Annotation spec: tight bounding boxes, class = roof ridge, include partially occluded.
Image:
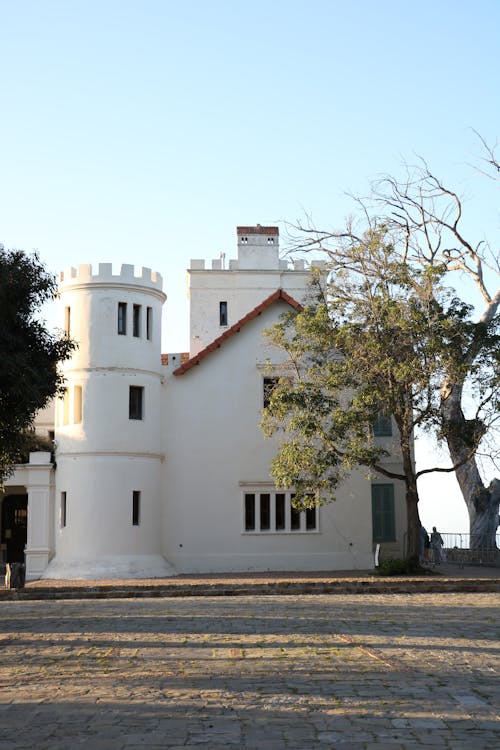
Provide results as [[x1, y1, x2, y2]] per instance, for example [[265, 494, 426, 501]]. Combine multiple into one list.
[[173, 289, 302, 376]]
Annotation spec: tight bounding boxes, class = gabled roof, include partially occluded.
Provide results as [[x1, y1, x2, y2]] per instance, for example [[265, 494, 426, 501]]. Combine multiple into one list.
[[173, 288, 302, 376]]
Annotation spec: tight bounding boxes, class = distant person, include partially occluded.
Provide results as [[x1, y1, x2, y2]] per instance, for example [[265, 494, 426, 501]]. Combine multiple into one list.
[[420, 525, 430, 563], [430, 526, 446, 565]]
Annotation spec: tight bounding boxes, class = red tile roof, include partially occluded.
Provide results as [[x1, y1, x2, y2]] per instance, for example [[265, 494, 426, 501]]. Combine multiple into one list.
[[173, 288, 302, 376]]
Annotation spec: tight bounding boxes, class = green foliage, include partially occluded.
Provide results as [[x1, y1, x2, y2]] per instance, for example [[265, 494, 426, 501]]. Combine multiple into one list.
[[261, 229, 475, 510], [0, 248, 75, 486]]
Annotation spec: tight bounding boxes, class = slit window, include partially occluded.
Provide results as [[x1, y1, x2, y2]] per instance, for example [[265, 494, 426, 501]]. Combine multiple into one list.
[[244, 493, 255, 531], [260, 493, 270, 531], [132, 491, 140, 526], [146, 307, 153, 340], [133, 305, 141, 337], [64, 306, 71, 335], [306, 507, 316, 530], [73, 385, 82, 424], [118, 302, 127, 335], [275, 493, 285, 530], [62, 388, 70, 426], [290, 505, 301, 531], [60, 492, 67, 528], [219, 301, 228, 326], [129, 386, 144, 420]]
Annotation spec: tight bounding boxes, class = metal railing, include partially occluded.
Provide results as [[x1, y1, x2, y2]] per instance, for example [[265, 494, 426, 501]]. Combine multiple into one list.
[[438, 532, 500, 566], [440, 532, 500, 550]]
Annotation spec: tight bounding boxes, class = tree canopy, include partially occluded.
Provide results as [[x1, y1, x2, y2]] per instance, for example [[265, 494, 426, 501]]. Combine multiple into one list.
[[263, 136, 500, 554], [0, 247, 75, 486]]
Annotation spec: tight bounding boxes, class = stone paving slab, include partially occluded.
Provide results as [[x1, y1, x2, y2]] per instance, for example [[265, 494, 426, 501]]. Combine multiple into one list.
[[0, 592, 498, 748]]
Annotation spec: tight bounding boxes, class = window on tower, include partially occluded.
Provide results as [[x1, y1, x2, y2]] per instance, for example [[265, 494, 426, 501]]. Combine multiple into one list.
[[132, 491, 141, 526], [146, 307, 153, 340], [129, 386, 144, 420], [219, 301, 228, 327], [133, 304, 141, 337], [118, 302, 127, 335]]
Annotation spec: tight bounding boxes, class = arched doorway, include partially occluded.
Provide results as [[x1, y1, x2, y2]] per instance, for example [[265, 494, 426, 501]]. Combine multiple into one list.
[[1, 495, 28, 563]]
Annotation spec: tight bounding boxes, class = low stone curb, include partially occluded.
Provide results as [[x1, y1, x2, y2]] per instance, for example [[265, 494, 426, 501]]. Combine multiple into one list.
[[1, 576, 499, 600]]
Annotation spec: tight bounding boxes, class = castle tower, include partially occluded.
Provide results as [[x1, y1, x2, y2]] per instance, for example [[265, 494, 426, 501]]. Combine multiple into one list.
[[43, 263, 174, 579], [188, 225, 317, 356]]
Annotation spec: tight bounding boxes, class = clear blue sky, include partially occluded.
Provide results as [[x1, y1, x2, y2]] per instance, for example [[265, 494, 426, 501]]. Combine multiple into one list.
[[1, 0, 499, 534]]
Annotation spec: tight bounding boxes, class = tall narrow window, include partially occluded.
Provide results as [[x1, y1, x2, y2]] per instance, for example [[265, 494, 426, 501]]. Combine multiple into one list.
[[73, 385, 82, 424], [60, 492, 67, 528], [263, 377, 279, 408], [146, 307, 153, 340], [244, 493, 255, 531], [290, 494, 301, 531], [372, 484, 396, 542], [219, 301, 228, 326], [133, 304, 141, 337], [62, 388, 70, 426], [118, 302, 127, 335], [275, 493, 285, 530], [132, 491, 140, 526], [260, 493, 270, 531], [64, 306, 71, 335], [129, 386, 144, 420], [306, 507, 317, 531]]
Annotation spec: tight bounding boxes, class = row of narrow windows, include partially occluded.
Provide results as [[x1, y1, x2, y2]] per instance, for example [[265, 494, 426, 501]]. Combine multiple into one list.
[[118, 302, 153, 339], [244, 492, 317, 533], [64, 304, 153, 340]]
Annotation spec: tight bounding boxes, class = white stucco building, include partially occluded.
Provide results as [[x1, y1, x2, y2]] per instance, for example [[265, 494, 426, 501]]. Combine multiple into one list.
[[1, 226, 407, 580]]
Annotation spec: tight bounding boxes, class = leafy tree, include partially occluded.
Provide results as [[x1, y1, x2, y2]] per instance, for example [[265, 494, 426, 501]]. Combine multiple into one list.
[[0, 247, 75, 486], [270, 136, 500, 551], [262, 233, 485, 561]]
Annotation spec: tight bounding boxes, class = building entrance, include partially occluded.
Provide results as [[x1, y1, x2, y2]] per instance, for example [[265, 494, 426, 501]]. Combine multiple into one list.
[[1, 494, 28, 563]]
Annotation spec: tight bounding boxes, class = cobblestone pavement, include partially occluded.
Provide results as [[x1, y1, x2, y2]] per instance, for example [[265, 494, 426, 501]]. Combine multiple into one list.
[[0, 593, 498, 749]]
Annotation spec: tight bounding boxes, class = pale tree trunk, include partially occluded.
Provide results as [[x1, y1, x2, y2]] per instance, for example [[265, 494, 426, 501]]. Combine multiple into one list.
[[441, 382, 500, 550]]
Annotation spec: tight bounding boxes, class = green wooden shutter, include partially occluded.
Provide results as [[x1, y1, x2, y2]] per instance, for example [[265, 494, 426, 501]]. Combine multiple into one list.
[[371, 484, 396, 542]]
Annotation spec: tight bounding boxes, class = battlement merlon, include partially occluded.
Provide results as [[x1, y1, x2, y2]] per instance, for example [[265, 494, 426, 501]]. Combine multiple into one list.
[[59, 263, 165, 295]]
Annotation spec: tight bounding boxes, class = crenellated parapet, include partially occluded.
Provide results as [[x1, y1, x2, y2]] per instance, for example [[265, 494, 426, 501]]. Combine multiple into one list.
[[189, 257, 326, 271], [59, 263, 164, 292]]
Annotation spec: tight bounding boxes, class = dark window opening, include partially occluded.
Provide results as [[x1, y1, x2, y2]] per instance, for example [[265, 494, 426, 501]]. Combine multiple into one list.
[[245, 493, 255, 531], [275, 493, 285, 530], [133, 304, 141, 337], [61, 492, 67, 528], [118, 302, 127, 335], [146, 307, 152, 340], [263, 377, 279, 408], [64, 306, 71, 335], [260, 493, 270, 531], [132, 491, 140, 526], [306, 507, 316, 530], [129, 386, 144, 420], [290, 495, 301, 531], [219, 301, 228, 326]]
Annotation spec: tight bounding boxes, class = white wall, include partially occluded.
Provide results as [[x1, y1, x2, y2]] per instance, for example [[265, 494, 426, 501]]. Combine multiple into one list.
[[163, 300, 379, 572]]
